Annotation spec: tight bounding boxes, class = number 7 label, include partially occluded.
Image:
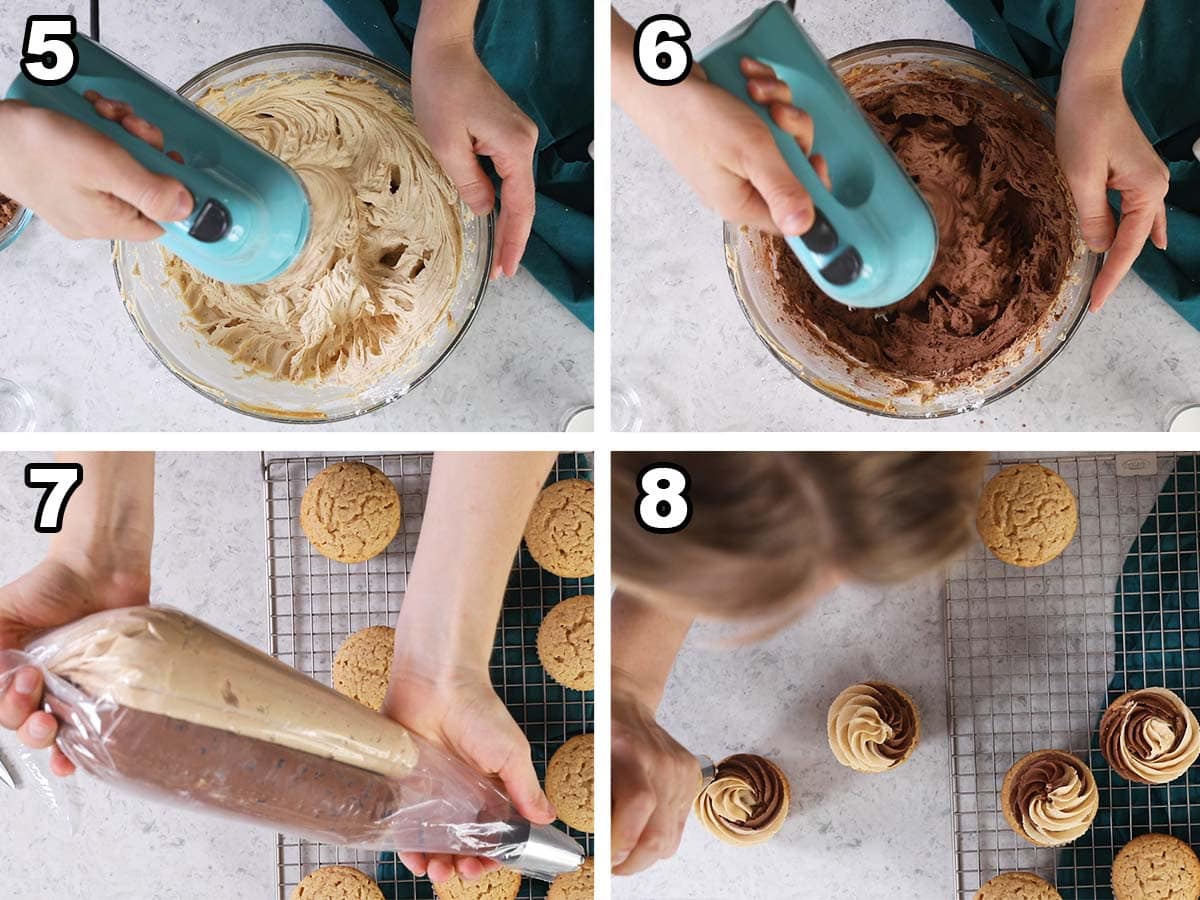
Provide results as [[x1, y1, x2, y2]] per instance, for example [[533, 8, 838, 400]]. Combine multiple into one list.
[[25, 462, 83, 534]]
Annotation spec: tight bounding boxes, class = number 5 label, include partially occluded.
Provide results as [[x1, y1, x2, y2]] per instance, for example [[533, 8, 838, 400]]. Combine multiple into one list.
[[636, 464, 692, 534], [21, 15, 80, 86], [25, 463, 83, 534], [634, 14, 693, 86]]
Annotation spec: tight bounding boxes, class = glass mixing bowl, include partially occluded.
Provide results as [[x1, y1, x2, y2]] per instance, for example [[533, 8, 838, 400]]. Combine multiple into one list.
[[724, 40, 1100, 418], [0, 206, 32, 252], [114, 45, 493, 424]]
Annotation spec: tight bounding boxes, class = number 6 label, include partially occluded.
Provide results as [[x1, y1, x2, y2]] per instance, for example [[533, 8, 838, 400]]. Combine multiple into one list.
[[25, 463, 83, 534], [634, 14, 693, 86], [21, 15, 80, 86], [636, 464, 692, 534]]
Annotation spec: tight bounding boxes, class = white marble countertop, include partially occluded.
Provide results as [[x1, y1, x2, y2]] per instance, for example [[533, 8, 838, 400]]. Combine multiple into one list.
[[0, 451, 275, 899], [612, 0, 1200, 432], [0, 0, 592, 432], [613, 571, 955, 900]]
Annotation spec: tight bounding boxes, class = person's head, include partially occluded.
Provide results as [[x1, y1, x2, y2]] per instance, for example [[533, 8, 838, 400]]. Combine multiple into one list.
[[613, 451, 986, 622]]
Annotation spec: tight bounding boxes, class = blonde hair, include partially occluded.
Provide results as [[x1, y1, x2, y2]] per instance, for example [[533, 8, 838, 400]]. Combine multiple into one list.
[[613, 452, 986, 620]]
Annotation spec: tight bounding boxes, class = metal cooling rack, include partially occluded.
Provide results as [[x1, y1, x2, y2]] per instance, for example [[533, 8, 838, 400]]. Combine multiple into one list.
[[945, 452, 1185, 899], [263, 452, 595, 900]]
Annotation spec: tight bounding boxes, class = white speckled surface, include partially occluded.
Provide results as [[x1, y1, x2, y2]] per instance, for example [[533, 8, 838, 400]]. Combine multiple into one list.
[[612, 572, 953, 900], [0, 1, 592, 432], [0, 452, 272, 899], [612, 0, 1200, 432]]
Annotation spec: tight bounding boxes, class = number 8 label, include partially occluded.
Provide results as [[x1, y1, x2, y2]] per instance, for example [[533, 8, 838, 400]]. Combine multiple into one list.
[[636, 464, 692, 534]]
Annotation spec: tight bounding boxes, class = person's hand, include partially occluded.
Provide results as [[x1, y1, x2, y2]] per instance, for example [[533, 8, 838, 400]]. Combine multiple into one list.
[[1056, 71, 1169, 311], [411, 35, 538, 280], [611, 671, 702, 876], [620, 56, 829, 236], [0, 553, 151, 777], [0, 92, 192, 241], [383, 661, 556, 883]]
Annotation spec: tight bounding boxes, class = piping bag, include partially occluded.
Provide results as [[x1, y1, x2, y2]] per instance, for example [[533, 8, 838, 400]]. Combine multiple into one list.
[[699, 2, 937, 308], [6, 35, 311, 285], [0, 607, 583, 881]]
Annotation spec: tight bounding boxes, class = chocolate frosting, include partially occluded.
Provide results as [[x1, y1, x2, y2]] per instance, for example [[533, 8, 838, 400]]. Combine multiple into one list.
[[768, 63, 1076, 385], [48, 697, 404, 844], [693, 753, 789, 845], [713, 755, 786, 828], [1005, 750, 1097, 846], [1100, 687, 1200, 784], [45, 695, 518, 854], [0, 194, 19, 231]]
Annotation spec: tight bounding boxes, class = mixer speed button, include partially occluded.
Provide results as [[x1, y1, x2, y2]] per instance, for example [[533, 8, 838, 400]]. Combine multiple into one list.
[[188, 199, 232, 243], [800, 208, 838, 254], [820, 247, 862, 286]]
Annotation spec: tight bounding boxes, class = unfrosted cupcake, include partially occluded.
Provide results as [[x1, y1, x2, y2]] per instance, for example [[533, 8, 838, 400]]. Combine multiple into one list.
[[693, 754, 790, 845], [1112, 833, 1200, 900], [975, 872, 1061, 900], [1100, 687, 1200, 785], [1001, 750, 1098, 847], [827, 681, 921, 773]]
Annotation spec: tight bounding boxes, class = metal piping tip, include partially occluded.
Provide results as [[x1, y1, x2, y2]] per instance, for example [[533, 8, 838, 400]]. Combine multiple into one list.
[[498, 823, 585, 881], [695, 753, 717, 790]]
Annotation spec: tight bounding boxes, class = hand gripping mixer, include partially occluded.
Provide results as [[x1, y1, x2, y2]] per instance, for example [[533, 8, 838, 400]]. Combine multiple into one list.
[[7, 35, 310, 285], [700, 2, 937, 308]]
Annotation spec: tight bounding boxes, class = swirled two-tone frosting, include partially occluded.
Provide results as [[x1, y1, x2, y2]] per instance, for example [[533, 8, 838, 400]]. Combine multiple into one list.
[[827, 681, 920, 773], [1100, 687, 1200, 785], [1003, 750, 1098, 846], [693, 754, 789, 845]]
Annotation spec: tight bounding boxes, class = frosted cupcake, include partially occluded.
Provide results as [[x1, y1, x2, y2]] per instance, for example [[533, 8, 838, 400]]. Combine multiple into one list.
[[1001, 750, 1098, 846], [693, 754, 790, 845], [1100, 687, 1200, 785], [827, 681, 921, 773]]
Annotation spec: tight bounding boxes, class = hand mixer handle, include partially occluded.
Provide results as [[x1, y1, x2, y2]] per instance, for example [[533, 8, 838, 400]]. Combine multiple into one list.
[[699, 1, 937, 308], [16, 83, 236, 244], [5, 35, 310, 285]]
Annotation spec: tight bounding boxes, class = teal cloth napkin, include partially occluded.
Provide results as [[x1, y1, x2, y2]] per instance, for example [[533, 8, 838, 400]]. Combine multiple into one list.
[[945, 0, 1200, 319], [1055, 456, 1200, 897], [322, 0, 594, 329]]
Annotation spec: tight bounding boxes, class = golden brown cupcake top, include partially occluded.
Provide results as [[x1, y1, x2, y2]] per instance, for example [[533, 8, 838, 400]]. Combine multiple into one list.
[[976, 464, 1077, 568], [1005, 750, 1098, 847], [693, 754, 789, 845], [827, 681, 919, 773], [974, 871, 1061, 899], [300, 461, 402, 564], [432, 868, 522, 900], [292, 865, 385, 900], [332, 625, 395, 711], [1100, 687, 1200, 785], [1112, 833, 1200, 900]]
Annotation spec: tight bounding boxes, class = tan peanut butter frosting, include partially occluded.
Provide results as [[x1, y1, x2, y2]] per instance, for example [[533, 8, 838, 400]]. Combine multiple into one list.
[[41, 607, 418, 778], [1100, 687, 1200, 785], [1003, 750, 1098, 847], [693, 754, 789, 845], [827, 681, 920, 773], [166, 72, 464, 389]]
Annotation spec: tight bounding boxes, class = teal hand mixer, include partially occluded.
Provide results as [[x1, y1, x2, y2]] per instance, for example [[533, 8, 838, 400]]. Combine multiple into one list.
[[6, 35, 310, 285], [700, 2, 937, 308]]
